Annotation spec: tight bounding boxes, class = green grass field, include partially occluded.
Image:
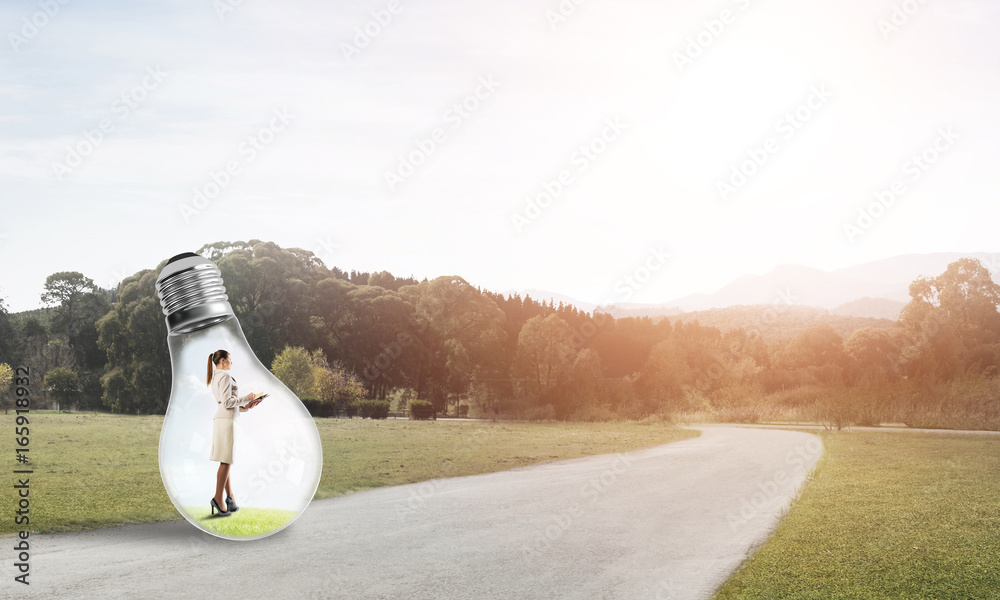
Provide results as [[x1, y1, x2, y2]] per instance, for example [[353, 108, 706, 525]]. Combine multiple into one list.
[[1, 411, 696, 536], [714, 430, 1000, 599], [182, 506, 298, 538]]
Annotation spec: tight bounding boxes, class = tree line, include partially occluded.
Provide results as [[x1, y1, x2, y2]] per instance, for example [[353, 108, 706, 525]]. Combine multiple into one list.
[[1, 241, 998, 429]]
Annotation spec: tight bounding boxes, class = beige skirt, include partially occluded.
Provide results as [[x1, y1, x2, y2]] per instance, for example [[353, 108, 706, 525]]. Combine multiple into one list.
[[209, 418, 234, 464]]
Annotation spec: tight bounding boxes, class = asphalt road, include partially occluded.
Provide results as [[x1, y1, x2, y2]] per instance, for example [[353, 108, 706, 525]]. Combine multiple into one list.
[[3, 426, 822, 600]]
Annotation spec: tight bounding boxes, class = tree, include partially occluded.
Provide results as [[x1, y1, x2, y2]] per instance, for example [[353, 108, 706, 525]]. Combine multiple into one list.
[[19, 317, 47, 342], [313, 353, 366, 412], [46, 367, 79, 411], [400, 276, 506, 413], [0, 363, 12, 413], [900, 258, 1000, 378], [636, 339, 692, 413], [96, 270, 170, 414], [342, 285, 416, 400], [41, 272, 97, 332], [271, 346, 315, 398], [725, 329, 769, 369], [590, 315, 670, 378], [310, 276, 355, 361], [15, 315, 76, 407], [774, 323, 847, 370], [513, 314, 576, 404], [212, 241, 323, 368], [38, 273, 112, 403], [442, 338, 472, 415], [911, 258, 1000, 340], [368, 270, 397, 290], [562, 348, 603, 418], [845, 327, 908, 382], [61, 292, 111, 369], [0, 295, 17, 366]]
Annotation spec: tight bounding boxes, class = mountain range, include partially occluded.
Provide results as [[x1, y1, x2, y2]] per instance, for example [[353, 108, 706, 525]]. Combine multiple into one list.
[[512, 252, 1000, 323]]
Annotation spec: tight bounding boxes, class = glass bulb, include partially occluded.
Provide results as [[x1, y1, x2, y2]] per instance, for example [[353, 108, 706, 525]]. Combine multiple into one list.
[[154, 252, 323, 540]]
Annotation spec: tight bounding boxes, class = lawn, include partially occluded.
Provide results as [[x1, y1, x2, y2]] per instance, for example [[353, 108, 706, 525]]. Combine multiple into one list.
[[1, 411, 697, 536], [713, 430, 1000, 599], [182, 506, 298, 538]]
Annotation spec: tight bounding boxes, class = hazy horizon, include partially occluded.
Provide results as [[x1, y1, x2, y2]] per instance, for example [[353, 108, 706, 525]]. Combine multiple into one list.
[[4, 246, 998, 315], [1, 0, 998, 313]]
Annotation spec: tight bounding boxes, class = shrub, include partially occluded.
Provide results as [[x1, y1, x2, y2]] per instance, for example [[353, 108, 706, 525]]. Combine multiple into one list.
[[271, 347, 315, 398], [568, 404, 616, 422], [352, 400, 390, 419], [301, 398, 335, 418], [849, 382, 897, 426], [765, 385, 828, 409], [523, 403, 556, 421], [708, 382, 764, 409], [898, 374, 1000, 430], [409, 400, 435, 420], [715, 404, 767, 424], [458, 404, 469, 418], [811, 388, 858, 431], [46, 367, 79, 410], [616, 398, 658, 421], [759, 369, 814, 394], [638, 410, 675, 425]]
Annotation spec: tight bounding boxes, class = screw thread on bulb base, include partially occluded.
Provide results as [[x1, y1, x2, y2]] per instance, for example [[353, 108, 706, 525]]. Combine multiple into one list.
[[155, 253, 235, 334]]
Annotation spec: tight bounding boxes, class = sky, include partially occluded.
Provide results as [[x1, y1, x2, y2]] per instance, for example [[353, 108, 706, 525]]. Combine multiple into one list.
[[0, 0, 997, 313]]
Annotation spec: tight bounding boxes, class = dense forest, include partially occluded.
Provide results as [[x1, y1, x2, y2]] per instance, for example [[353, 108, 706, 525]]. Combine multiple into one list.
[[1, 240, 998, 430]]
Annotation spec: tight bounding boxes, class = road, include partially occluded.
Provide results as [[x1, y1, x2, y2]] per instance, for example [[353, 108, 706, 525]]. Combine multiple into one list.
[[3, 426, 822, 599], [698, 422, 1000, 436]]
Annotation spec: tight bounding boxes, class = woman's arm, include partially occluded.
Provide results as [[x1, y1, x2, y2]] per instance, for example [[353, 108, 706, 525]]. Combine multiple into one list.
[[218, 373, 252, 409]]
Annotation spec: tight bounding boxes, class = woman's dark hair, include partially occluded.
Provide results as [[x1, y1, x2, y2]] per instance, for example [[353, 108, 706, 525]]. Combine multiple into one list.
[[207, 349, 230, 386]]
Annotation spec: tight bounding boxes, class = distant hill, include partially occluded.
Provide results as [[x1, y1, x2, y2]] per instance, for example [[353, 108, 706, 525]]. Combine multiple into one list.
[[666, 264, 859, 311], [663, 304, 895, 342], [457, 253, 999, 332], [831, 297, 907, 321], [593, 304, 685, 319], [9, 306, 56, 327], [662, 252, 1000, 312]]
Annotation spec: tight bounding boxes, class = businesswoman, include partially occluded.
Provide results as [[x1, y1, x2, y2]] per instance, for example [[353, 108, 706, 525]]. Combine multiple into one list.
[[207, 349, 260, 516]]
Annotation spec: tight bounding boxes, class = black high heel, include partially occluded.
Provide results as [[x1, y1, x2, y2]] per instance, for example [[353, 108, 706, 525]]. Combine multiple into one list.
[[225, 496, 239, 513], [210, 497, 231, 516]]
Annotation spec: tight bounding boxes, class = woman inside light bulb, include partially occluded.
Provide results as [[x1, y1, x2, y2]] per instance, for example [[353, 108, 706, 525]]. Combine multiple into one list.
[[207, 349, 262, 517]]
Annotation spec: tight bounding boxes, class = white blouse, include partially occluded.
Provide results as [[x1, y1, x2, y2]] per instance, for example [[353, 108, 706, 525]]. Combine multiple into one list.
[[210, 370, 252, 421]]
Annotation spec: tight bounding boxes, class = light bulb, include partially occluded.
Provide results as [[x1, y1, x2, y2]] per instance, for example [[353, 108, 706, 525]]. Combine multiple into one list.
[[154, 252, 323, 540]]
